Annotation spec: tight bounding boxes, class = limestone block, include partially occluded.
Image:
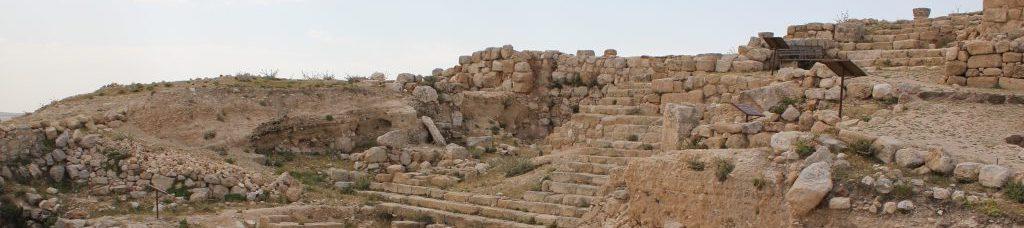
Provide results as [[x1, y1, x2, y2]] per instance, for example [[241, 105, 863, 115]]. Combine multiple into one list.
[[662, 103, 702, 150], [968, 54, 1002, 68], [966, 40, 995, 55]]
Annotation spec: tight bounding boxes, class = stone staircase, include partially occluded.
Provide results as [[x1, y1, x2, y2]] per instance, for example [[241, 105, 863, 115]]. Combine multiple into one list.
[[362, 81, 665, 227], [524, 80, 663, 214], [360, 182, 580, 227]]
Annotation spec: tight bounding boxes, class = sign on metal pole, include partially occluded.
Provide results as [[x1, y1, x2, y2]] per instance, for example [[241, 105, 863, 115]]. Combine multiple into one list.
[[730, 103, 765, 122], [820, 60, 867, 118]]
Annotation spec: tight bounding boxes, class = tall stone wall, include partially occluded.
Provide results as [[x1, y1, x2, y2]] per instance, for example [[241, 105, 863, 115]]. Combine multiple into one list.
[[941, 0, 1024, 90], [981, 0, 1024, 36], [786, 9, 983, 68]]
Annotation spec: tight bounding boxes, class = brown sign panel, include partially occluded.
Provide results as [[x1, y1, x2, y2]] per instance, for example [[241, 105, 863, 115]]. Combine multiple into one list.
[[731, 103, 765, 117], [762, 37, 790, 50], [822, 60, 868, 77]]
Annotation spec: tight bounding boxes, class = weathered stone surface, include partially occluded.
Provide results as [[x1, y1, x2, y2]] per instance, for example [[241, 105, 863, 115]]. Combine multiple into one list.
[[966, 40, 995, 55], [968, 54, 1002, 69], [412, 86, 439, 103], [894, 148, 924, 168], [954, 162, 982, 182], [771, 131, 813, 152], [925, 147, 956, 174], [786, 162, 832, 216], [420, 116, 445, 145], [829, 197, 851, 210], [979, 164, 1009, 188], [364, 147, 389, 163], [444, 144, 471, 160], [377, 130, 411, 149], [739, 81, 802, 112], [872, 83, 893, 100], [871, 136, 902, 164], [151, 174, 175, 191], [662, 103, 702, 150]]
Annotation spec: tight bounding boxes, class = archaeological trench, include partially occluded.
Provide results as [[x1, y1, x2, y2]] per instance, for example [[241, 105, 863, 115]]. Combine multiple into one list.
[[4, 2, 1024, 227]]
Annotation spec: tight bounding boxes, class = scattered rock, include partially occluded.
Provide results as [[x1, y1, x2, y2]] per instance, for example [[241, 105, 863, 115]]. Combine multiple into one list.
[[444, 144, 471, 160], [829, 197, 851, 209], [954, 162, 982, 182], [979, 164, 1009, 188], [785, 162, 833, 216], [377, 130, 411, 149], [897, 200, 915, 211], [363, 147, 389, 163], [871, 136, 902, 164], [894, 148, 924, 168]]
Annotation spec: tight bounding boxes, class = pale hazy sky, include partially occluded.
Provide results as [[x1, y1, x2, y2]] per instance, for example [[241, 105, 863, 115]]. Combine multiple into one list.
[[0, 0, 981, 113]]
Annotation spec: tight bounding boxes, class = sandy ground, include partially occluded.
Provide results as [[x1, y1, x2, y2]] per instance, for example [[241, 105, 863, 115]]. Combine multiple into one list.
[[858, 99, 1024, 170]]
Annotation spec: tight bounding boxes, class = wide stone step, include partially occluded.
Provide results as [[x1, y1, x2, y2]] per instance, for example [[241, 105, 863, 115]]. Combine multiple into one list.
[[614, 82, 652, 89], [362, 191, 580, 228], [570, 113, 663, 126], [559, 155, 632, 166], [523, 191, 598, 208], [604, 88, 653, 97], [554, 161, 619, 175], [543, 180, 600, 197], [368, 182, 587, 218], [579, 105, 643, 115], [574, 147, 658, 157], [374, 203, 546, 228], [585, 139, 659, 150], [597, 97, 636, 106], [549, 172, 610, 187]]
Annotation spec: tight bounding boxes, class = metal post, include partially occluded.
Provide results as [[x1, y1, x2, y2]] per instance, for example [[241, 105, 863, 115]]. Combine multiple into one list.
[[838, 76, 846, 119]]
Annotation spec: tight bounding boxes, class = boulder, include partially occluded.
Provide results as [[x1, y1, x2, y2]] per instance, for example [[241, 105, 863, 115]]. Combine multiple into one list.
[[444, 144, 471, 160], [954, 162, 982, 182], [872, 83, 893, 100], [151, 174, 175, 191], [771, 131, 814, 152], [804, 146, 835, 165], [738, 81, 802, 112], [781, 106, 800, 121], [363, 147, 389, 163], [412, 86, 439, 103], [48, 165, 65, 182], [925, 147, 956, 174], [785, 162, 833, 216], [894, 148, 924, 168], [829, 197, 851, 210], [377, 130, 411, 149], [979, 164, 1009, 188], [871, 136, 902, 164]]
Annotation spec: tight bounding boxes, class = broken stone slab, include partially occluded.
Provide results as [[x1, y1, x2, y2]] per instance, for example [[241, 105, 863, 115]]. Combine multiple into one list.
[[420, 116, 446, 145]]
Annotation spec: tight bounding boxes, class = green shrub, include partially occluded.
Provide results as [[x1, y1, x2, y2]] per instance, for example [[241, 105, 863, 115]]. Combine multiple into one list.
[[290, 171, 326, 186], [752, 178, 768, 190], [890, 184, 914, 200], [714, 158, 735, 182], [490, 156, 536, 177], [325, 115, 334, 121], [686, 157, 706, 171], [627, 135, 639, 142], [179, 219, 189, 228], [224, 193, 246, 202], [203, 130, 217, 140], [353, 176, 372, 191], [880, 97, 899, 106], [1005, 182, 1024, 203], [794, 140, 815, 158], [847, 140, 875, 157], [168, 185, 192, 198], [640, 144, 655, 150]]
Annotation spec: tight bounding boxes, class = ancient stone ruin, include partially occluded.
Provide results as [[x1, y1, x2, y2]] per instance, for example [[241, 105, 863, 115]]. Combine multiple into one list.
[[2, 1, 1024, 227]]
